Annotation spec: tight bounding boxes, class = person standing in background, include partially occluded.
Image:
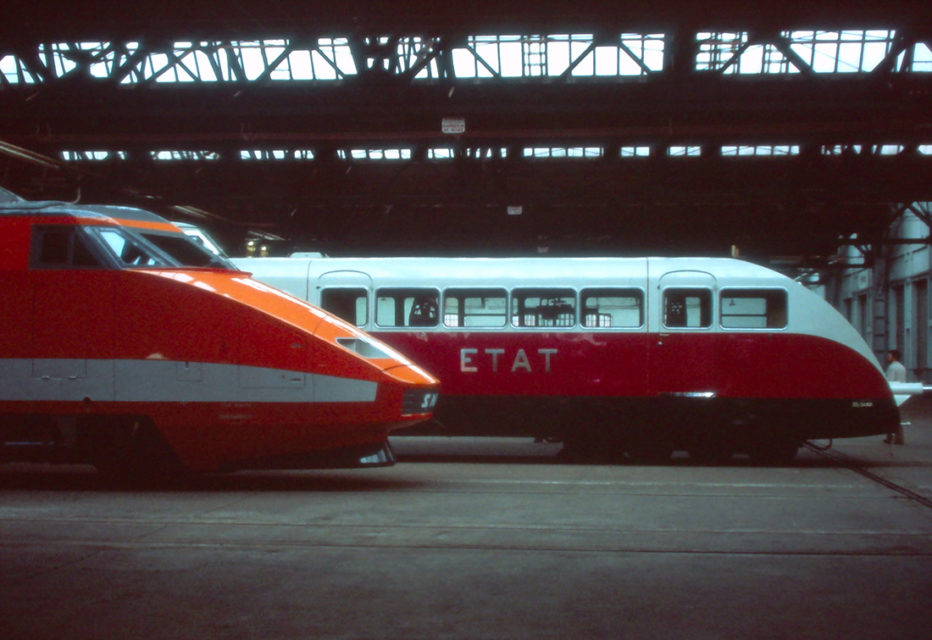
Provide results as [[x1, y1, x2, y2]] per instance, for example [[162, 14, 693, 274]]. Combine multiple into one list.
[[884, 350, 906, 445]]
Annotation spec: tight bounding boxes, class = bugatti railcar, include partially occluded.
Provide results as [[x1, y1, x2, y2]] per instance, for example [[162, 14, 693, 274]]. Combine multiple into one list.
[[0, 202, 439, 476], [233, 255, 898, 463]]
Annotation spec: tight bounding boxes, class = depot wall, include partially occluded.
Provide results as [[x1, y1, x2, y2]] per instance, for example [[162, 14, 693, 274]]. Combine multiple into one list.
[[836, 209, 932, 383]]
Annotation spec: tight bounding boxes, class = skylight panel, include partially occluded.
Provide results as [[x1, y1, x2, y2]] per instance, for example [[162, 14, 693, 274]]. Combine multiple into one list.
[[465, 147, 509, 159], [581, 46, 617, 76], [620, 146, 651, 158], [819, 144, 903, 156], [454, 33, 663, 79], [185, 48, 222, 82], [668, 146, 702, 157], [0, 55, 39, 84], [573, 33, 664, 77], [875, 144, 903, 155], [307, 50, 338, 79], [898, 42, 932, 72], [631, 34, 666, 72], [152, 150, 220, 161], [451, 47, 489, 79], [147, 52, 179, 83], [821, 144, 861, 155], [788, 30, 896, 73], [696, 33, 798, 74], [240, 149, 315, 160], [540, 34, 593, 77], [337, 149, 413, 161], [320, 38, 357, 75], [721, 145, 800, 156], [394, 37, 442, 79], [696, 32, 745, 72], [697, 30, 900, 74], [459, 35, 524, 78], [238, 43, 268, 80], [523, 147, 603, 159], [497, 37, 524, 77], [61, 150, 127, 161]]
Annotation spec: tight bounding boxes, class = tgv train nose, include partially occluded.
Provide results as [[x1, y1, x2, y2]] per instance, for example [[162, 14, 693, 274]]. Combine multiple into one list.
[[402, 387, 440, 416], [383, 361, 441, 417]]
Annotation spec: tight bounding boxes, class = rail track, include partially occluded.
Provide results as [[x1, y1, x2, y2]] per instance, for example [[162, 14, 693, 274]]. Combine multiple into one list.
[[804, 441, 932, 510]]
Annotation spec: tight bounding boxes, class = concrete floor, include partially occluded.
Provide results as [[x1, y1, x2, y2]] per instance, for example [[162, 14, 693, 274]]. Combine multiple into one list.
[[1, 407, 931, 639]]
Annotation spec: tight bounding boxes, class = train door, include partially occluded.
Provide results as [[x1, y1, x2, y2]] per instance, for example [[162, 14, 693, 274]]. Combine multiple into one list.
[[315, 270, 373, 327], [649, 270, 718, 396], [29, 225, 115, 397]]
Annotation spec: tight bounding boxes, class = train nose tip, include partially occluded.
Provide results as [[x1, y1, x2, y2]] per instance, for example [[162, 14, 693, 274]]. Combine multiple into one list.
[[402, 388, 440, 416]]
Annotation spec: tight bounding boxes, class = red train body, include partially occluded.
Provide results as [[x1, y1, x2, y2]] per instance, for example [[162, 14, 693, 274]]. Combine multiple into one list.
[[0, 201, 438, 475], [234, 255, 899, 463]]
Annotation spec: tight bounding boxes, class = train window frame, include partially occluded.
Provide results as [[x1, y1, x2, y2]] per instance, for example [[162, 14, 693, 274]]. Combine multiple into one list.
[[375, 287, 441, 328], [30, 226, 106, 269], [662, 288, 713, 329], [511, 288, 577, 329], [580, 287, 645, 329], [720, 288, 788, 330], [442, 288, 508, 328], [320, 287, 369, 327]]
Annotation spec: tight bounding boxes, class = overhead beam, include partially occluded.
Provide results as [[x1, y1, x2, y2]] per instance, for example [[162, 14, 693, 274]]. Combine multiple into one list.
[[1, 75, 929, 148]]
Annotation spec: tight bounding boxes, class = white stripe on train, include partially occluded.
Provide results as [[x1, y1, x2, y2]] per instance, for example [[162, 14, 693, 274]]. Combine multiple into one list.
[[0, 359, 377, 403]]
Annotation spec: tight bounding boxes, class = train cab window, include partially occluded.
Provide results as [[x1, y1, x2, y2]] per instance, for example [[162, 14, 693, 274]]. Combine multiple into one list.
[[512, 289, 576, 328], [31, 227, 102, 268], [321, 288, 368, 327], [581, 288, 644, 328], [721, 289, 788, 329], [140, 232, 234, 269], [443, 289, 507, 327], [90, 227, 173, 268], [663, 288, 712, 328], [376, 288, 439, 328]]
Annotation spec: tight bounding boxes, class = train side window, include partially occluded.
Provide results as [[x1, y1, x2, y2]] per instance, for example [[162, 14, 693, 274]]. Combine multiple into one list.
[[321, 288, 368, 327], [443, 289, 507, 327], [31, 227, 102, 268], [581, 288, 643, 328], [38, 229, 70, 264], [663, 288, 712, 328], [512, 288, 576, 328], [72, 235, 99, 266], [721, 289, 787, 329], [376, 288, 439, 328]]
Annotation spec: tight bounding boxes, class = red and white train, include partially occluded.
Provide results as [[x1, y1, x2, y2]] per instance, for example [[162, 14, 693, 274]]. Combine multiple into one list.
[[0, 198, 439, 477], [233, 255, 899, 463]]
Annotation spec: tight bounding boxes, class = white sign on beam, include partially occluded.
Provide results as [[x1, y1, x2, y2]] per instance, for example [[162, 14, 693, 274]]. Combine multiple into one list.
[[442, 117, 466, 134]]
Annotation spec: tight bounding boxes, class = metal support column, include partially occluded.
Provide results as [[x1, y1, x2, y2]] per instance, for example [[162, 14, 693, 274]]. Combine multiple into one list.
[[870, 242, 890, 366]]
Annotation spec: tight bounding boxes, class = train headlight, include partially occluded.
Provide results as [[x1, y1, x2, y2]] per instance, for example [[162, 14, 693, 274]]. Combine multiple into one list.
[[402, 389, 439, 416]]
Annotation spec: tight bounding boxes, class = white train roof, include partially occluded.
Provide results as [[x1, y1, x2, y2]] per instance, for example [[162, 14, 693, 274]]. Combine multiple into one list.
[[236, 255, 791, 289]]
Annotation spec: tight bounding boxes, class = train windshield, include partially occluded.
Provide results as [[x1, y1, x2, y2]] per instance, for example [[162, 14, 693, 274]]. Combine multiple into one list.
[[137, 230, 236, 269], [85, 226, 178, 268]]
